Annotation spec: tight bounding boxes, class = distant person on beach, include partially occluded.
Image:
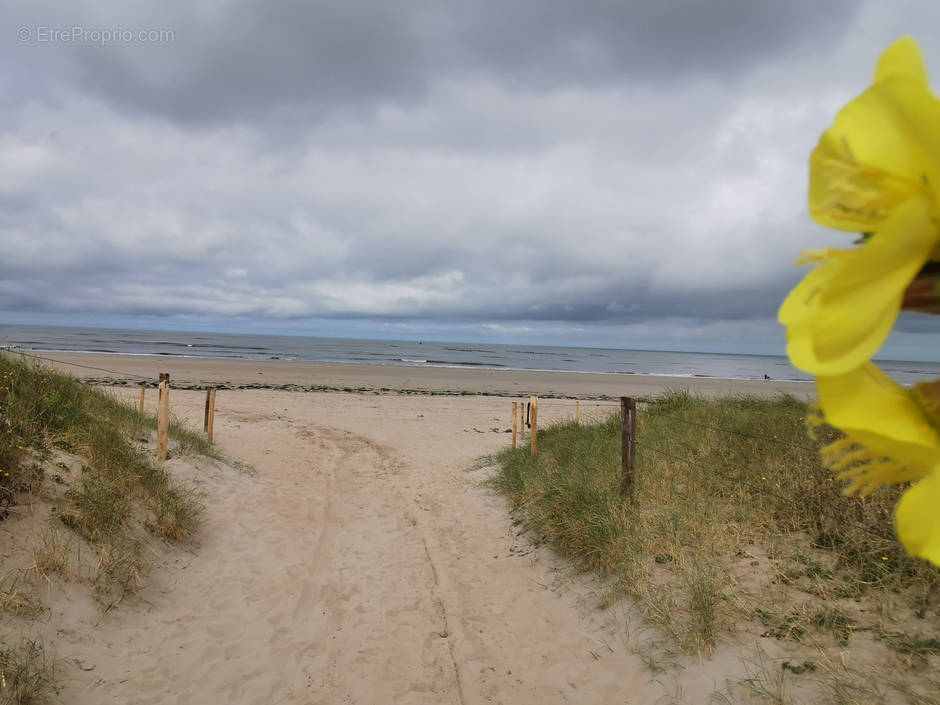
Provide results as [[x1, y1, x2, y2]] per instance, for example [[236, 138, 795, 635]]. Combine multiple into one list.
[[763, 374, 771, 380]]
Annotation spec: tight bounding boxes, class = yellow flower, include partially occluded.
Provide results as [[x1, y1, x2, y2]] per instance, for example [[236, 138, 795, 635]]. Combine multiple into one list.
[[779, 37, 940, 376], [812, 363, 940, 565]]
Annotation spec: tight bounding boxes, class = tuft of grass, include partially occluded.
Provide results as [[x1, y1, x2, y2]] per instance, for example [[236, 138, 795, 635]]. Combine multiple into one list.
[[93, 540, 144, 604], [0, 639, 58, 705], [29, 529, 74, 581], [686, 564, 725, 651], [882, 630, 940, 662], [153, 486, 202, 541], [58, 469, 131, 540], [810, 605, 853, 646], [0, 577, 42, 619], [722, 650, 790, 705]]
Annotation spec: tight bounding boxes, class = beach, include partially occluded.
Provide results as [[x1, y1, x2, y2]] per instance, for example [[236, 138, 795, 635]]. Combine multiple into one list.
[[32, 351, 815, 399], [9, 353, 815, 703]]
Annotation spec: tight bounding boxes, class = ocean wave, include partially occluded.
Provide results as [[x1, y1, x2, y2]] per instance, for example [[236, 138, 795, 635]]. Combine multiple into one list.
[[395, 358, 507, 368]]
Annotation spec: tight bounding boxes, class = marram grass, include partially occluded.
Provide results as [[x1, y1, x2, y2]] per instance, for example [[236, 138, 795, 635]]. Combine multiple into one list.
[[0, 352, 216, 702], [490, 391, 940, 655], [0, 352, 205, 547]]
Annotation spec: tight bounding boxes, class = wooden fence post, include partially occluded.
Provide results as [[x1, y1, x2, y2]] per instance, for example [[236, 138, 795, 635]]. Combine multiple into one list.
[[512, 401, 518, 449], [139, 386, 146, 414], [207, 388, 217, 444], [157, 373, 170, 461], [575, 400, 581, 424], [519, 402, 524, 438], [530, 395, 539, 456], [620, 396, 636, 497], [204, 389, 211, 432]]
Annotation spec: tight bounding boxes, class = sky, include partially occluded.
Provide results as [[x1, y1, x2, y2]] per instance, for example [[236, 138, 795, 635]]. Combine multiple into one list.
[[2, 1, 940, 358]]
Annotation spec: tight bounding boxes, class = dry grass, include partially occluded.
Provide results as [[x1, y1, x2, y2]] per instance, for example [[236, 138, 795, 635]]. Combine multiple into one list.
[[0, 639, 58, 705], [29, 529, 75, 581], [0, 576, 42, 619], [490, 391, 940, 701]]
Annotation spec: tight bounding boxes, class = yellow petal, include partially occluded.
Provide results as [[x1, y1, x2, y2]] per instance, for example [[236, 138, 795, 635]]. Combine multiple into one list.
[[912, 379, 940, 427], [809, 38, 940, 232], [781, 196, 935, 375], [896, 470, 940, 566], [816, 363, 940, 469], [874, 36, 928, 86]]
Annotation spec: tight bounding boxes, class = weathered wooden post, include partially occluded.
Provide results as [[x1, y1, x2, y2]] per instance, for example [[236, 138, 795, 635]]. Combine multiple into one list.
[[575, 400, 581, 424], [204, 389, 211, 432], [157, 373, 170, 461], [620, 396, 636, 497], [512, 401, 518, 449], [207, 388, 217, 444], [530, 395, 539, 456], [139, 386, 146, 414]]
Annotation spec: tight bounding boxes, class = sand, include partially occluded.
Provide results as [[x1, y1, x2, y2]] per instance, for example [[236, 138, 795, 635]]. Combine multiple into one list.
[[5, 354, 815, 703], [30, 351, 814, 400]]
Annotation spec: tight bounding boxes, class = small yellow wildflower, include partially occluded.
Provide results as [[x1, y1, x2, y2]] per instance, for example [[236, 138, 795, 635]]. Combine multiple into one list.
[[779, 37, 940, 376]]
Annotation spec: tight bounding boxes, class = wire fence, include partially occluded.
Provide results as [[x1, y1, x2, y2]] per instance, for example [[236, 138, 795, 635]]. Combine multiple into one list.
[[641, 409, 816, 452], [517, 396, 815, 453], [5, 349, 154, 383], [4, 348, 819, 479], [507, 392, 821, 498], [2, 349, 219, 457]]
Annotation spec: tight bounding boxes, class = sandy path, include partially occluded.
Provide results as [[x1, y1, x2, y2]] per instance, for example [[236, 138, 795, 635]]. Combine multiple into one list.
[[48, 389, 730, 704]]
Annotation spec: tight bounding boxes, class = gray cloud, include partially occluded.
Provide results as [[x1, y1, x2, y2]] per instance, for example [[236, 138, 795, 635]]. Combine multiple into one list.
[[6, 0, 860, 125], [1, 0, 939, 351]]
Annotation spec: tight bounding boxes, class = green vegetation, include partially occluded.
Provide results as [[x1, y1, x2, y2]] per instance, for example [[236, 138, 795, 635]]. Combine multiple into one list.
[[0, 352, 214, 702], [490, 391, 940, 699], [0, 353, 205, 550]]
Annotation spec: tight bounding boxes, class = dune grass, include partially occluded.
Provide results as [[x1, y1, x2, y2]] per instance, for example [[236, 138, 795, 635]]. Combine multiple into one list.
[[0, 352, 216, 703], [0, 352, 205, 548], [490, 391, 940, 699]]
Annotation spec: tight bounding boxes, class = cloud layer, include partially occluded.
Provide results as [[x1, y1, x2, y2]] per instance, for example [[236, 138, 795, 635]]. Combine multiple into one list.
[[2, 1, 940, 349]]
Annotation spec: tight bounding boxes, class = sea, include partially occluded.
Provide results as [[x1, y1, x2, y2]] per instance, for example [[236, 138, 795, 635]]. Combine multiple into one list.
[[3, 324, 940, 385]]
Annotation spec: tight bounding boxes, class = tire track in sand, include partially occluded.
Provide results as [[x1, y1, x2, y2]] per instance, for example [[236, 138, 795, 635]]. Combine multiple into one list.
[[287, 425, 463, 705]]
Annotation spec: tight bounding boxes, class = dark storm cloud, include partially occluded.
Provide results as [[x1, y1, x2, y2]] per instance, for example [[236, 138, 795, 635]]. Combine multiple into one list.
[[7, 0, 859, 125]]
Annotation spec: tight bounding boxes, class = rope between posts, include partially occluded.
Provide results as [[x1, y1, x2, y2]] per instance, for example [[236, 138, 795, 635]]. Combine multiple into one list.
[[4, 350, 153, 382], [634, 439, 703, 468], [641, 409, 816, 452], [636, 440, 808, 505], [519, 399, 815, 453], [1, 349, 219, 457]]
